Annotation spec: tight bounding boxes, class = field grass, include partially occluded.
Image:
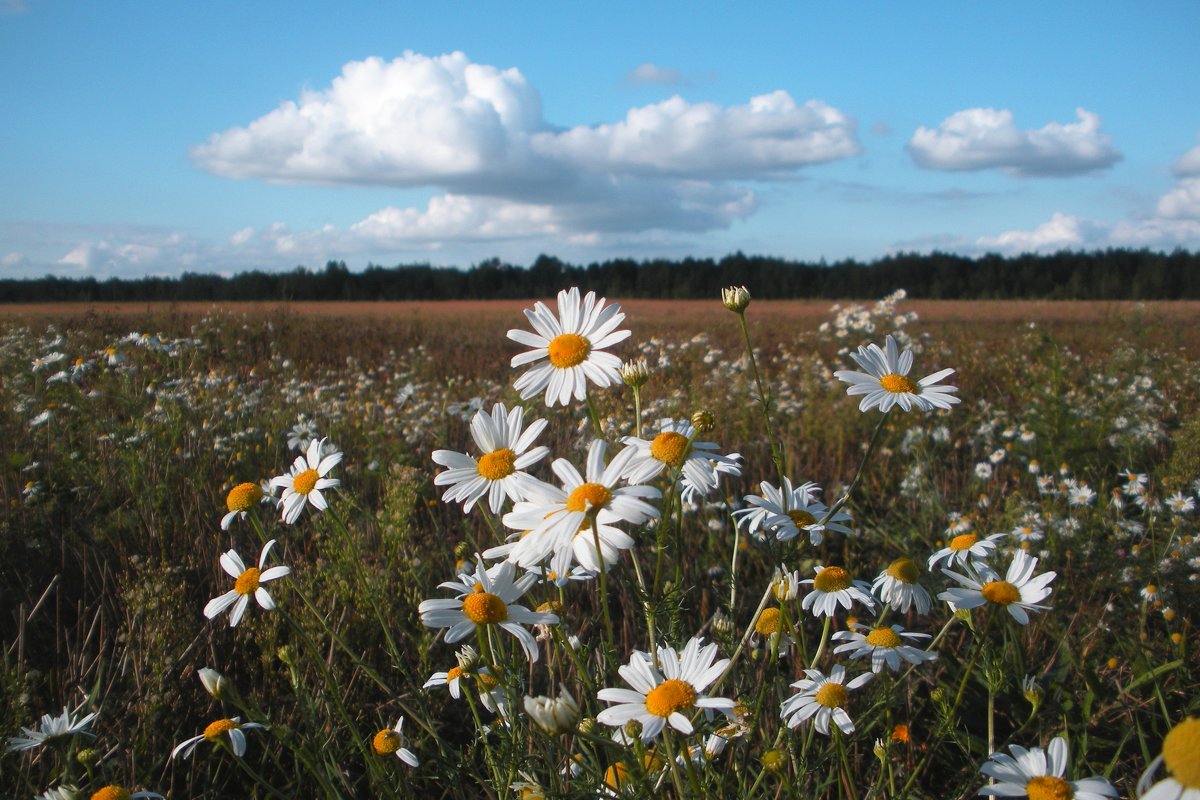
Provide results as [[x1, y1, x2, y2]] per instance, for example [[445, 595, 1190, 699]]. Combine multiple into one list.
[[1, 293, 1197, 799]]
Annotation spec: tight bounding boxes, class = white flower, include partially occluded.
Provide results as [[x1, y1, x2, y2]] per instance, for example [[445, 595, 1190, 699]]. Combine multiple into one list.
[[939, 550, 1055, 625], [198, 667, 231, 700], [432, 402, 550, 514], [270, 437, 342, 524], [832, 623, 936, 673], [979, 735, 1117, 800], [1166, 492, 1195, 514], [801, 564, 875, 618], [732, 478, 823, 541], [1138, 717, 1200, 799], [928, 532, 1007, 573], [508, 287, 631, 407], [872, 557, 932, 615], [524, 685, 580, 733], [170, 717, 267, 760], [286, 417, 320, 451], [780, 665, 873, 735], [596, 637, 735, 742], [203, 540, 291, 627], [370, 717, 419, 767], [620, 418, 739, 498], [834, 335, 959, 413], [5, 705, 96, 752]]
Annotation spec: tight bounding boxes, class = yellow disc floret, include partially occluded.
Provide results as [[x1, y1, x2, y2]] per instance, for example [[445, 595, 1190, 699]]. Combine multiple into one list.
[[788, 509, 818, 527], [865, 627, 903, 648], [981, 580, 1021, 606], [372, 729, 401, 755], [565, 482, 613, 513], [461, 585, 508, 624], [203, 718, 238, 741], [813, 566, 852, 593], [1163, 717, 1200, 789], [756, 607, 783, 635], [644, 679, 697, 718], [292, 468, 319, 496], [649, 431, 690, 468], [879, 373, 919, 394], [91, 787, 132, 800], [815, 683, 849, 709], [885, 557, 920, 583], [1025, 775, 1074, 800], [547, 333, 591, 368], [226, 482, 263, 513], [234, 567, 261, 596], [949, 533, 978, 551], [476, 448, 517, 480]]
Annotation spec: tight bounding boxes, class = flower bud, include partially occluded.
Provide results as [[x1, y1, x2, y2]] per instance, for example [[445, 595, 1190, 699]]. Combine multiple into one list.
[[198, 667, 231, 700], [690, 409, 716, 434], [524, 685, 580, 734], [761, 748, 787, 773], [721, 285, 751, 313], [455, 644, 481, 671], [618, 358, 650, 389]]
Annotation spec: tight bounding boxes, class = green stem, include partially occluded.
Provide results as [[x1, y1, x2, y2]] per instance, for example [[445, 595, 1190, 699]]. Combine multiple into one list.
[[735, 310, 786, 485]]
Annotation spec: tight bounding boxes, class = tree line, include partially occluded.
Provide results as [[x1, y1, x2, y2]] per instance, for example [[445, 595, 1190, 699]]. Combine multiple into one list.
[[2, 249, 1198, 302]]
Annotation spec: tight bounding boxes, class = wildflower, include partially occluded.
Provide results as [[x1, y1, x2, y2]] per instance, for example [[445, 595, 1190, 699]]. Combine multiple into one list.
[[832, 623, 936, 673], [872, 557, 932, 615], [1167, 492, 1196, 514], [618, 358, 650, 388], [939, 550, 1055, 625], [833, 334, 959, 413], [780, 665, 872, 735], [270, 437, 341, 524], [170, 717, 267, 759], [596, 637, 735, 742], [772, 565, 802, 602], [371, 717, 419, 767], [975, 463, 994, 480], [203, 539, 290, 627], [524, 685, 580, 733], [423, 665, 466, 699], [801, 564, 876, 617], [508, 287, 631, 407], [6, 705, 97, 752], [979, 735, 1117, 799], [621, 418, 739, 498], [1138, 717, 1200, 800], [198, 667, 231, 700], [286, 417, 320, 451], [418, 558, 558, 663], [34, 786, 80, 800], [220, 482, 263, 530], [721, 285, 751, 313], [928, 532, 1007, 572], [85, 787, 164, 800], [754, 607, 796, 656], [1068, 484, 1097, 506], [432, 403, 550, 514]]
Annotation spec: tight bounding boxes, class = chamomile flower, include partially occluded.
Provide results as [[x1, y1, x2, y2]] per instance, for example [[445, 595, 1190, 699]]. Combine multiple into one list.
[[432, 402, 550, 514], [270, 437, 341, 524], [780, 665, 873, 735], [524, 685, 581, 733], [939, 550, 1055, 625], [597, 637, 735, 743], [84, 786, 164, 800], [5, 705, 97, 752], [220, 482, 263, 530], [801, 564, 876, 618], [979, 736, 1117, 800], [418, 558, 558, 663], [621, 419, 739, 498], [203, 540, 290, 627], [732, 478, 823, 541], [508, 287, 631, 407], [753, 607, 796, 657], [487, 514, 635, 576], [423, 665, 466, 699], [872, 557, 932, 614], [370, 717, 419, 767], [1139, 717, 1200, 799], [763, 494, 853, 546], [1167, 492, 1196, 514], [834, 334, 959, 413], [832, 623, 936, 673], [170, 717, 267, 760], [928, 532, 1008, 572]]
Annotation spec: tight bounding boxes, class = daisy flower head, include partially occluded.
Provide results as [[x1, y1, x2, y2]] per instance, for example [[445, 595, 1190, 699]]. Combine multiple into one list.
[[85, 787, 165, 800], [939, 550, 1055, 625], [832, 623, 936, 673], [418, 557, 558, 663], [170, 717, 267, 760], [1139, 717, 1200, 799], [596, 637, 735, 743], [524, 685, 581, 734], [834, 334, 959, 413], [928, 532, 1008, 573], [508, 287, 631, 407], [432, 402, 550, 514], [6, 704, 96, 753], [270, 437, 341, 524], [801, 564, 876, 618], [203, 539, 291, 627], [753, 607, 796, 657], [1167, 492, 1196, 514], [423, 665, 466, 699], [621, 418, 740, 498], [980, 735, 1117, 800], [780, 665, 873, 735], [371, 716, 419, 767], [872, 557, 932, 615], [220, 481, 263, 530], [732, 478, 822, 541]]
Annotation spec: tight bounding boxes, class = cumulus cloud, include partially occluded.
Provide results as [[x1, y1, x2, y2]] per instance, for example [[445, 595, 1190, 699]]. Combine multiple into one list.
[[908, 107, 1121, 177], [1172, 137, 1200, 177], [975, 212, 1105, 253], [1156, 177, 1200, 219], [625, 63, 685, 86]]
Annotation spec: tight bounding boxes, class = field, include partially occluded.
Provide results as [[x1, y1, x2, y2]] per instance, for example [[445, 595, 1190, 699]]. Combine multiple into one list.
[[1, 292, 1197, 799]]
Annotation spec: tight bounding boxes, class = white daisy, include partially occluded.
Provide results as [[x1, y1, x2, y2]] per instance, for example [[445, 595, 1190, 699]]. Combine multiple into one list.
[[872, 557, 932, 615], [801, 564, 876, 618], [170, 717, 267, 760], [5, 705, 96, 752], [423, 665, 466, 699], [680, 452, 743, 505], [508, 287, 631, 407], [432, 402, 550, 514], [780, 665, 873, 735], [524, 685, 581, 734], [928, 532, 1008, 572], [203, 540, 291, 627], [270, 437, 342, 525], [939, 550, 1055, 625], [834, 334, 959, 413], [220, 481, 264, 530], [832, 623, 936, 673], [486, 514, 635, 576], [1139, 717, 1200, 800], [732, 478, 823, 541], [370, 716, 419, 767], [979, 735, 1117, 800], [418, 558, 559, 663], [762, 494, 853, 546], [621, 418, 740, 498], [1166, 492, 1196, 514], [596, 637, 735, 743]]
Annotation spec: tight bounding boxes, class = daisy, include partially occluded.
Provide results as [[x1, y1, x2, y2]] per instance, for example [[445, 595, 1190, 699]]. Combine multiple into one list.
[[872, 557, 932, 615], [621, 418, 740, 498], [834, 334, 959, 413], [1167, 492, 1196, 514], [680, 452, 743, 505], [170, 717, 267, 760], [753, 607, 796, 657], [418, 558, 558, 663], [928, 532, 1008, 572], [270, 437, 342, 524], [5, 704, 96, 752], [524, 685, 580, 734], [84, 786, 164, 800], [597, 637, 735, 743], [487, 514, 635, 576], [423, 665, 466, 699], [762, 494, 853, 546], [220, 481, 263, 530], [979, 736, 1117, 800], [508, 287, 631, 407], [370, 717, 419, 767], [732, 478, 823, 541], [832, 623, 937, 673], [780, 665, 873, 735], [939, 550, 1055, 625], [1139, 717, 1200, 799], [801, 564, 876, 618], [432, 402, 550, 514], [203, 540, 291, 627]]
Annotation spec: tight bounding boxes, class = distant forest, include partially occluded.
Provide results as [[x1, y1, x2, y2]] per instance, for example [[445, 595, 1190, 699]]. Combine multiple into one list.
[[2, 249, 1199, 302]]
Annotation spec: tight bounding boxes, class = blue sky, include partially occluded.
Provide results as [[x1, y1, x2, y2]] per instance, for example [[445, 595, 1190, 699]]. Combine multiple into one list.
[[2, 0, 1198, 278]]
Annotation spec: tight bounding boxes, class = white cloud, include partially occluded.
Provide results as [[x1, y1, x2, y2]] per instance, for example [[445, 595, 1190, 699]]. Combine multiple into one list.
[[1173, 137, 1200, 177], [1156, 177, 1200, 219], [908, 107, 1121, 177], [975, 212, 1102, 253], [625, 62, 685, 86]]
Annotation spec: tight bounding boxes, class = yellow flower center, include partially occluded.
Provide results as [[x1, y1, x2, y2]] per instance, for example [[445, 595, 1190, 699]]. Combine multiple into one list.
[[461, 585, 508, 624], [813, 566, 852, 593], [226, 482, 262, 512], [605, 762, 630, 789], [788, 509, 817, 527], [292, 468, 319, 496], [476, 671, 500, 690], [547, 333, 591, 368], [446, 666, 464, 682], [234, 567, 261, 596], [866, 627, 903, 648], [1163, 717, 1200, 789], [981, 580, 1021, 606], [649, 431, 690, 468], [815, 683, 849, 709], [949, 533, 977, 551], [644, 679, 697, 717], [203, 718, 238, 741], [1025, 775, 1074, 800], [885, 557, 920, 583], [565, 482, 613, 513], [477, 448, 517, 480], [756, 607, 783, 635], [761, 748, 787, 773], [880, 373, 918, 394], [372, 729, 401, 755], [91, 787, 132, 800]]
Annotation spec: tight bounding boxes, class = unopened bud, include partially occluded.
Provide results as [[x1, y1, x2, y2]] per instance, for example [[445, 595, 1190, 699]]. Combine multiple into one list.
[[1021, 675, 1042, 709], [690, 409, 716, 434], [453, 541, 471, 560], [76, 747, 100, 768], [455, 644, 481, 671], [577, 716, 597, 735], [619, 358, 650, 389], [198, 667, 231, 700], [623, 719, 643, 739], [873, 739, 888, 760], [712, 609, 735, 637], [721, 285, 751, 313], [761, 748, 787, 773]]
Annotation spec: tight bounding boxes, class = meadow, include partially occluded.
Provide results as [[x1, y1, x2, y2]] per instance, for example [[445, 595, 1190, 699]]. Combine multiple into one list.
[[1, 291, 1197, 799]]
